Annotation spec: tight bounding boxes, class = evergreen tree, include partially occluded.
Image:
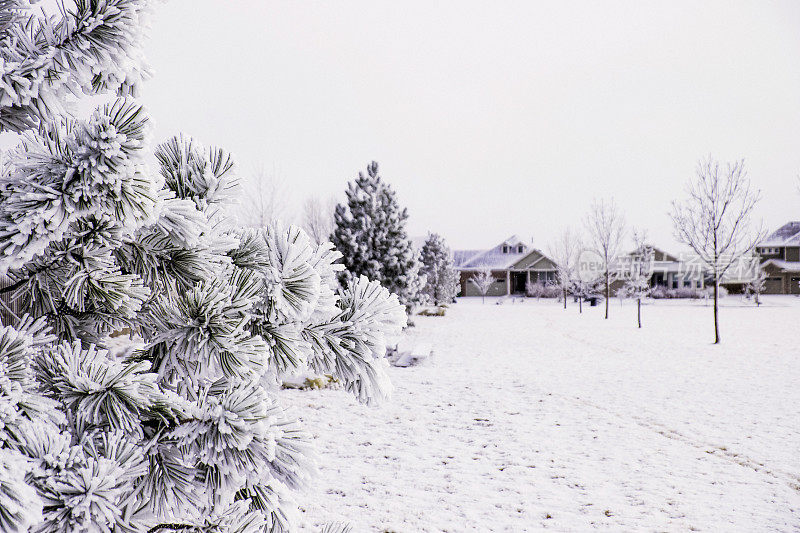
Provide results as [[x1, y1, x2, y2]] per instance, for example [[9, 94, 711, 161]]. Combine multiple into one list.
[[420, 233, 458, 305], [331, 162, 421, 306], [0, 3, 406, 531]]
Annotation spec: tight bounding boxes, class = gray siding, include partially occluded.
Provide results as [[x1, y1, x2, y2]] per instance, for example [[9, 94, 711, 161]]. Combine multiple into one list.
[[460, 270, 509, 297]]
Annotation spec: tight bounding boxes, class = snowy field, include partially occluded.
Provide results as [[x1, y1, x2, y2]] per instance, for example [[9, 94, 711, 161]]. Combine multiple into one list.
[[289, 296, 800, 532]]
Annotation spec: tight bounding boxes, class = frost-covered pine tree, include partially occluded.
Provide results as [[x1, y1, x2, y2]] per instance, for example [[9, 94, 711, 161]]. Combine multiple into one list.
[[419, 233, 458, 306], [331, 162, 421, 307], [0, 2, 406, 531]]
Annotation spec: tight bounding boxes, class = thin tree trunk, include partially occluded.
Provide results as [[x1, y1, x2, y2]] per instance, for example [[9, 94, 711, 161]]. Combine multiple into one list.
[[563, 288, 567, 309], [579, 295, 582, 313], [713, 280, 720, 344], [637, 298, 641, 328], [604, 271, 609, 319]]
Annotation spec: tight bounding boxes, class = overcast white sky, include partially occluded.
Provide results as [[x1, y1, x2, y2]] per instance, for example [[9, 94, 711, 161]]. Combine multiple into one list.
[[140, 2, 799, 250]]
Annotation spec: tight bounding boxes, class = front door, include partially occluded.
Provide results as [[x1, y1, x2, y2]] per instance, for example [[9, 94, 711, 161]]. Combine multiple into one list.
[[511, 271, 527, 294], [791, 277, 800, 295]]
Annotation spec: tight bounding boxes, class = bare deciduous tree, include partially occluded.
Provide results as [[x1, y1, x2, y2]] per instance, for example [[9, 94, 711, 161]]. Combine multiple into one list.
[[745, 260, 767, 307], [239, 165, 291, 228], [470, 266, 496, 304], [671, 156, 763, 343], [584, 198, 626, 319], [302, 195, 337, 244], [548, 228, 582, 310], [622, 229, 653, 328]]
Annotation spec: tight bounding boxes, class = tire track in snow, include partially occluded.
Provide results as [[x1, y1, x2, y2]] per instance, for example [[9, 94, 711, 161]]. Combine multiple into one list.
[[566, 394, 800, 492], [542, 317, 800, 494]]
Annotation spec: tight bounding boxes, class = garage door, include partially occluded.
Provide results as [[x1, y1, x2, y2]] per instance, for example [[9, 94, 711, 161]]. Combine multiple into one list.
[[765, 277, 783, 294], [792, 277, 800, 295]]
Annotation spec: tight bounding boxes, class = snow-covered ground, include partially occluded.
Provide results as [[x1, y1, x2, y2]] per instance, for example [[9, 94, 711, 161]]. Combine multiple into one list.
[[290, 295, 800, 532]]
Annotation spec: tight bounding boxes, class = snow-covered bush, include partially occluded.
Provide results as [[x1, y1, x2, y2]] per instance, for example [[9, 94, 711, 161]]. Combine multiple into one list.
[[707, 285, 729, 299], [649, 287, 668, 299], [650, 287, 704, 299], [676, 287, 704, 299], [525, 281, 561, 299], [0, 2, 406, 531]]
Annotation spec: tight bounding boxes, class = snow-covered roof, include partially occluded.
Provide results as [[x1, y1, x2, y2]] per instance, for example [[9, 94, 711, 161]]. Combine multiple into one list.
[[453, 236, 532, 270], [452, 250, 484, 267], [502, 235, 525, 246], [762, 259, 800, 273], [759, 222, 800, 247], [626, 244, 679, 262]]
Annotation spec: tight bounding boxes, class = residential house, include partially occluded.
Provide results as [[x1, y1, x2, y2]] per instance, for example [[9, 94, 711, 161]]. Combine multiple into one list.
[[453, 236, 558, 297], [755, 221, 800, 294], [611, 245, 706, 293]]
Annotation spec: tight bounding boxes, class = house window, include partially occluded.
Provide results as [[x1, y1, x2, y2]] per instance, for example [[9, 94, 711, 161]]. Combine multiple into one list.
[[517, 245, 524, 253], [495, 278, 506, 283], [502, 246, 508, 253], [683, 279, 692, 288]]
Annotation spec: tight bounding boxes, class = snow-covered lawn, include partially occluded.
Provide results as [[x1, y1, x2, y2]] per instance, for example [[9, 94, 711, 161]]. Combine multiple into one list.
[[291, 296, 800, 532]]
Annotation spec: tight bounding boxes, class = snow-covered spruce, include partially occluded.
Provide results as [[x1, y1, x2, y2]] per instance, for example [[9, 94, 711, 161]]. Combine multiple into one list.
[[331, 161, 422, 307], [419, 233, 458, 306], [0, 3, 406, 531]]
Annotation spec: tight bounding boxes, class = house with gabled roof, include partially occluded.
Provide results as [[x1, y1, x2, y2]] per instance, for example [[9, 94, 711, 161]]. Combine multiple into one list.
[[453, 235, 558, 296], [755, 221, 800, 294], [611, 245, 707, 293]]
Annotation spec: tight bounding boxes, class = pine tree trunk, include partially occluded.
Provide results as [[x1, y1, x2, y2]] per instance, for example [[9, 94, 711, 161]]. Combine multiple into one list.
[[637, 298, 641, 328], [713, 280, 720, 344]]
